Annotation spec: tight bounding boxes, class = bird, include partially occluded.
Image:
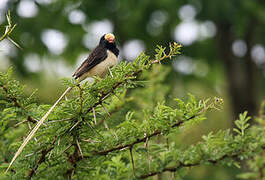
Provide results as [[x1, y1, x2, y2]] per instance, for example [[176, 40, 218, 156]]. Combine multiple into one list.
[[73, 33, 119, 81], [6, 33, 119, 173]]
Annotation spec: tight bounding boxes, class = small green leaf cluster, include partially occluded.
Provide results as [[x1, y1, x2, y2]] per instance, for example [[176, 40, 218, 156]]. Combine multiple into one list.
[[0, 67, 37, 134], [237, 101, 265, 179], [233, 111, 250, 136]]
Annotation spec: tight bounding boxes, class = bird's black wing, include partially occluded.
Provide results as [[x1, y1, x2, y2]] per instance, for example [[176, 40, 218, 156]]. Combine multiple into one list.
[[72, 46, 107, 79]]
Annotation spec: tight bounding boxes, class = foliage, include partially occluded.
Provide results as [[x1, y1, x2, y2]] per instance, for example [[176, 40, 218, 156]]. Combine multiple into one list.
[[2, 0, 265, 128], [0, 43, 264, 179]]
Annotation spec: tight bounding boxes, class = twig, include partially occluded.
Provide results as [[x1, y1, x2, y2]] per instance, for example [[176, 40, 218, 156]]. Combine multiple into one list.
[[0, 11, 16, 42], [0, 11, 22, 49]]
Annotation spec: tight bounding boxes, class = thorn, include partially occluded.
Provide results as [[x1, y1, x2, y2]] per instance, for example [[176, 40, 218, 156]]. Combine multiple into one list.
[[166, 138, 169, 151], [102, 92, 111, 101], [14, 120, 27, 127], [27, 122, 32, 130], [112, 130, 119, 140], [103, 120, 110, 131], [48, 149, 53, 159], [76, 139, 83, 158], [101, 103, 110, 117], [27, 122, 37, 142], [108, 67, 113, 78], [114, 94, 122, 102], [85, 121, 103, 138], [4, 26, 8, 34], [58, 144, 72, 157], [69, 121, 80, 132], [57, 138, 61, 146], [82, 139, 101, 143], [47, 118, 72, 123], [31, 118, 47, 127], [7, 37, 23, 50], [92, 108, 97, 124], [145, 135, 151, 171], [24, 153, 34, 157]]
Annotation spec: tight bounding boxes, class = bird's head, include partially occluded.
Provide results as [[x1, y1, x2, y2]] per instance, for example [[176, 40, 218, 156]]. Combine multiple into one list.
[[100, 33, 116, 46]]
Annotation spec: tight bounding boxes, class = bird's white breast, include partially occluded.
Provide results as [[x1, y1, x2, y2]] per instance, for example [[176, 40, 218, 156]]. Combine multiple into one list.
[[81, 50, 118, 80]]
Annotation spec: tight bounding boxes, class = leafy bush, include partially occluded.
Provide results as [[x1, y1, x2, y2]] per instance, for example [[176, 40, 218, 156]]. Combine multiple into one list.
[[0, 43, 264, 180]]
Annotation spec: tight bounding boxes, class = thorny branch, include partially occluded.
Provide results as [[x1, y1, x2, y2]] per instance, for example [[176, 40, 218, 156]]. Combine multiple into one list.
[[85, 70, 142, 115], [138, 151, 248, 179], [0, 85, 37, 124], [86, 120, 185, 157], [27, 138, 57, 179]]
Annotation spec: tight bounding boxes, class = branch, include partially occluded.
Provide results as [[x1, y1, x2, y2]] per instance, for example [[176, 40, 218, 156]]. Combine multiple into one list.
[[85, 120, 186, 157], [85, 70, 142, 114], [27, 138, 56, 179], [139, 162, 199, 179], [0, 85, 36, 124], [139, 151, 245, 179], [139, 146, 265, 179], [151, 42, 181, 64]]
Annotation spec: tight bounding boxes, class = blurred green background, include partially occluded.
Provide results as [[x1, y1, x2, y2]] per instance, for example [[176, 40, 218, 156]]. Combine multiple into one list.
[[0, 0, 264, 179]]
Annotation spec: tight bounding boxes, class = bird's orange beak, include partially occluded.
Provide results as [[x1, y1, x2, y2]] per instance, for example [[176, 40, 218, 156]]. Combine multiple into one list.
[[105, 33, 115, 43]]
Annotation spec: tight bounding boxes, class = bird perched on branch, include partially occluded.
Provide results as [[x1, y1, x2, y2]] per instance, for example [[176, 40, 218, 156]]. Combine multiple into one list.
[[73, 33, 119, 81], [6, 33, 119, 173]]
